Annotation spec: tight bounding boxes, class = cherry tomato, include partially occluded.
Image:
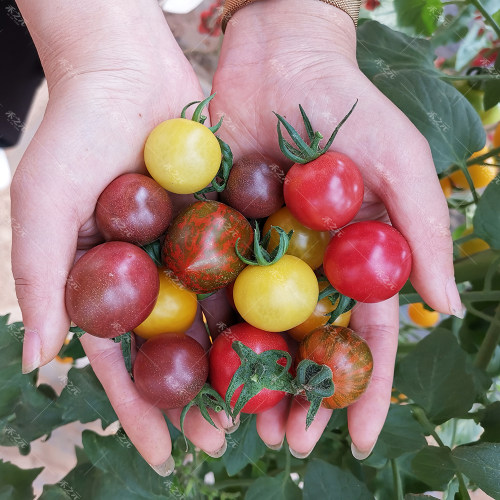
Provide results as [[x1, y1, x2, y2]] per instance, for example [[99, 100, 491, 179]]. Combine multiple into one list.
[[439, 177, 453, 198], [163, 201, 253, 294], [288, 282, 351, 342], [263, 206, 330, 269], [458, 227, 490, 257], [134, 334, 208, 409], [95, 173, 173, 245], [233, 255, 318, 332], [449, 146, 498, 189], [220, 154, 285, 219], [209, 323, 290, 413], [408, 302, 440, 327], [134, 268, 198, 339], [296, 325, 373, 409], [493, 123, 500, 149], [283, 151, 364, 231], [323, 221, 412, 303], [65, 242, 159, 338], [144, 118, 221, 194]]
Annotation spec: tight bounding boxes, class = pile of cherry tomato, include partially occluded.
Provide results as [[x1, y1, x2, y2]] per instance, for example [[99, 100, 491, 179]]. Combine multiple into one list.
[[65, 95, 413, 431]]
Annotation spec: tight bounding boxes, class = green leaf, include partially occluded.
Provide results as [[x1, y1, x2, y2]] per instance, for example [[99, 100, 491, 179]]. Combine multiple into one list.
[[394, 0, 442, 36], [55, 366, 117, 428], [245, 472, 301, 500], [394, 329, 476, 424], [222, 414, 266, 476], [371, 404, 426, 459], [357, 22, 485, 172], [404, 495, 439, 499], [474, 175, 500, 249], [478, 401, 500, 442], [452, 442, 500, 499], [0, 460, 42, 500], [57, 334, 86, 360], [480, 41, 500, 110], [411, 446, 456, 490], [303, 459, 373, 499]]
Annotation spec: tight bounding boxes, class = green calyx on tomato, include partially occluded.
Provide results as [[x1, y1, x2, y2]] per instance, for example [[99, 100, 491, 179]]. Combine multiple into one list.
[[180, 93, 235, 201], [235, 223, 293, 266], [317, 278, 356, 325], [111, 331, 133, 375], [274, 100, 357, 164]]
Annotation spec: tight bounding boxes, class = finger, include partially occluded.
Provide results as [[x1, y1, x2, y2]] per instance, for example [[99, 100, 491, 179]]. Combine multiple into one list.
[[199, 289, 236, 340], [365, 133, 461, 317], [285, 396, 332, 458], [80, 334, 174, 474], [256, 395, 291, 450], [347, 297, 399, 459], [165, 407, 226, 458]]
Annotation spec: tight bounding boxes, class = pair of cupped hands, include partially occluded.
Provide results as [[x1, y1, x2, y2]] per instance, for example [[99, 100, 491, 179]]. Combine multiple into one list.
[[11, 0, 460, 475]]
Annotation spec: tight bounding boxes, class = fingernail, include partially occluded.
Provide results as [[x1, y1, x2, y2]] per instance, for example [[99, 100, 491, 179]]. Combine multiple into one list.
[[446, 277, 465, 319], [206, 440, 227, 458], [22, 329, 41, 374], [149, 455, 175, 476], [351, 442, 375, 461], [266, 438, 284, 451], [289, 446, 312, 459], [224, 421, 240, 434]]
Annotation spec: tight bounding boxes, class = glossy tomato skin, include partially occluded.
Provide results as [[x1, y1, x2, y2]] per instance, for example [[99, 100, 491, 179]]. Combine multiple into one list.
[[284, 151, 363, 231], [263, 206, 330, 269], [65, 242, 159, 338], [209, 323, 290, 413], [324, 221, 412, 303], [296, 325, 373, 409], [288, 282, 351, 342], [134, 268, 198, 339], [96, 173, 173, 245], [233, 255, 319, 332], [163, 201, 253, 294], [220, 154, 285, 219], [144, 118, 221, 194], [134, 334, 208, 409]]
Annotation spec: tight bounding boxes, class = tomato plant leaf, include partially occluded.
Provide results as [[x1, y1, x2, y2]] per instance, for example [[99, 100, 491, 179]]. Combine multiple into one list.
[[451, 443, 500, 499], [394, 329, 476, 424], [303, 459, 373, 499], [371, 404, 426, 460], [477, 401, 500, 442], [57, 332, 86, 360], [222, 414, 266, 476], [0, 460, 42, 500], [474, 175, 500, 249], [394, 0, 442, 36], [411, 446, 456, 490], [245, 472, 301, 500]]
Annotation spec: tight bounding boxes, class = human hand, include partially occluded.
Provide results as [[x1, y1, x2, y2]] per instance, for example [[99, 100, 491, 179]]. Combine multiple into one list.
[[211, 0, 461, 459], [11, 0, 227, 472]]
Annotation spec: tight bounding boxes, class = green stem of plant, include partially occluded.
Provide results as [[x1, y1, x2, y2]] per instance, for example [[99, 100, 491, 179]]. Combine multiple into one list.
[[400, 290, 500, 306], [474, 305, 500, 369], [391, 459, 404, 500], [469, 0, 500, 38], [457, 473, 472, 500], [215, 479, 259, 490], [467, 146, 500, 166], [443, 74, 500, 81], [412, 406, 446, 446], [465, 302, 500, 327]]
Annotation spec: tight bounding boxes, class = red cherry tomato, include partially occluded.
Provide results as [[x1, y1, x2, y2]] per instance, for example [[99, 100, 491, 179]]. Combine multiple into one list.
[[65, 242, 159, 338], [209, 323, 290, 414], [283, 151, 364, 231], [323, 221, 412, 303], [134, 334, 208, 409]]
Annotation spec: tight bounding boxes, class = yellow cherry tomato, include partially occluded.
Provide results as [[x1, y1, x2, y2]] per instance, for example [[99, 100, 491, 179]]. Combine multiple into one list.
[[144, 118, 221, 194], [134, 268, 198, 339], [439, 177, 453, 198], [408, 302, 440, 328], [263, 206, 330, 269], [233, 255, 319, 332], [493, 123, 500, 149], [449, 146, 498, 189], [288, 282, 351, 341], [458, 227, 490, 258]]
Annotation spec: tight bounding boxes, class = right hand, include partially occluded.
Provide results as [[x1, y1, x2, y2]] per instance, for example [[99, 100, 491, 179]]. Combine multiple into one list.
[[11, 1, 227, 472]]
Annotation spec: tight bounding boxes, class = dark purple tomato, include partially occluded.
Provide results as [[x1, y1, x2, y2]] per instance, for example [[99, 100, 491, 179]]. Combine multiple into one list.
[[96, 173, 173, 245], [134, 334, 208, 409], [323, 221, 412, 303], [162, 201, 253, 294], [65, 241, 159, 338], [220, 154, 285, 219]]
